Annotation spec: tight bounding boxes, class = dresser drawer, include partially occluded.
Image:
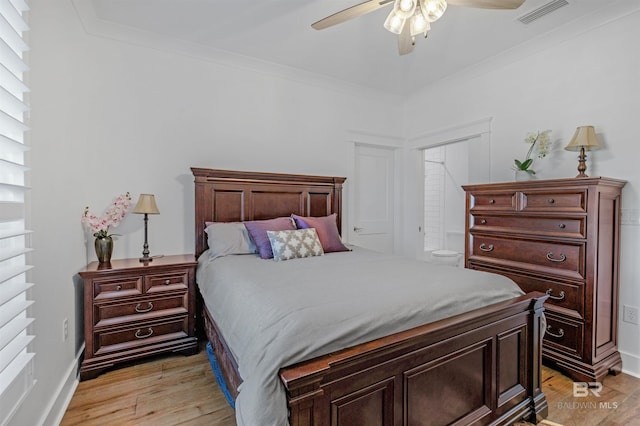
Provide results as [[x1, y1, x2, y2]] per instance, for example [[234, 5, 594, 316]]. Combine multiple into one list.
[[470, 215, 585, 239], [543, 313, 584, 359], [469, 235, 585, 280], [93, 275, 143, 300], [469, 191, 517, 211], [468, 264, 584, 319], [144, 270, 189, 293], [521, 190, 586, 213], [93, 316, 189, 355], [94, 293, 189, 327]]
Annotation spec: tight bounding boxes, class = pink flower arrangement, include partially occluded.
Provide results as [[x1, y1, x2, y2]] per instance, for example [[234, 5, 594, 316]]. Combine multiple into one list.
[[81, 192, 132, 238]]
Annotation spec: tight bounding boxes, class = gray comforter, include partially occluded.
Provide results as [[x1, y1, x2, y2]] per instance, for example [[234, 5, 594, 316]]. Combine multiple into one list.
[[196, 247, 523, 426]]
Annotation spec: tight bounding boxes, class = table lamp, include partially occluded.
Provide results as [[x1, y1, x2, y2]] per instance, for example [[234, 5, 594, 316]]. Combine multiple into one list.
[[564, 126, 601, 178], [133, 193, 160, 262]]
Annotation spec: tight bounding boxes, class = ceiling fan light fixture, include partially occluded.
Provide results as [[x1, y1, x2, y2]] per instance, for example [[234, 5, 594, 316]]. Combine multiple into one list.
[[394, 0, 417, 18], [421, 0, 447, 22], [410, 11, 431, 36], [384, 9, 406, 34]]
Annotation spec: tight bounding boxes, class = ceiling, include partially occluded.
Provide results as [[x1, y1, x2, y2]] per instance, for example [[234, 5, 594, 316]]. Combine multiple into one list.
[[77, 0, 630, 95]]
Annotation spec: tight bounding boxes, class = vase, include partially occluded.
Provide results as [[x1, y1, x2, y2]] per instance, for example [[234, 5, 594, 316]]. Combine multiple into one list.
[[515, 170, 534, 182], [95, 236, 113, 263]]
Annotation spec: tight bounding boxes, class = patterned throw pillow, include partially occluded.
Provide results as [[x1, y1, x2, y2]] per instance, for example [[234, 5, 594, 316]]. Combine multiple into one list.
[[266, 228, 324, 261]]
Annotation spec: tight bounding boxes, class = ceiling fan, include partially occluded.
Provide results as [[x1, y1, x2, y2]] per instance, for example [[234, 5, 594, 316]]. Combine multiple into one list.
[[312, 0, 526, 55]]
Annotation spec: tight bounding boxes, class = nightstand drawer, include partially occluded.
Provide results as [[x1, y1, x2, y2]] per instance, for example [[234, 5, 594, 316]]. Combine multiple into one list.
[[469, 235, 585, 281], [521, 190, 586, 212], [144, 271, 189, 293], [94, 293, 189, 327], [543, 313, 584, 359], [94, 316, 189, 355], [470, 215, 585, 239], [94, 275, 143, 300]]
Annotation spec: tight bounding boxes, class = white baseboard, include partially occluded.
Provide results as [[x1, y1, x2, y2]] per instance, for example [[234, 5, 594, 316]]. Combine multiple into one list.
[[620, 350, 640, 379], [40, 345, 83, 426]]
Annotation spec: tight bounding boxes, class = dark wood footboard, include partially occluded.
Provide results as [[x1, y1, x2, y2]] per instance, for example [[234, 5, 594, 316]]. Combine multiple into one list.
[[279, 292, 548, 426], [202, 291, 548, 425]]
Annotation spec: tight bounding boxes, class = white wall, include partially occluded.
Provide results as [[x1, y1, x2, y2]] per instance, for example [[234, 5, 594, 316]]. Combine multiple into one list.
[[16, 1, 640, 424], [17, 1, 403, 425], [402, 9, 640, 377]]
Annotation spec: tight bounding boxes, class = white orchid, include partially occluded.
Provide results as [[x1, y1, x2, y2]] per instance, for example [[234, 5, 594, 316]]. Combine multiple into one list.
[[514, 130, 552, 175]]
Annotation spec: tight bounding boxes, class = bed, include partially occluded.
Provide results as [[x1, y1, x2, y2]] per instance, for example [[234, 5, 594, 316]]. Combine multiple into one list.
[[192, 167, 549, 426]]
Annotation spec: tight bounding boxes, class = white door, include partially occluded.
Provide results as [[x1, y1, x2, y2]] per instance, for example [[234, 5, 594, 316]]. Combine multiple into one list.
[[350, 145, 395, 253]]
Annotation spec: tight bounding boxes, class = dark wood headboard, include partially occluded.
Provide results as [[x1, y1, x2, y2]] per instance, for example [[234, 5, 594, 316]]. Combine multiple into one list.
[[192, 168, 346, 258]]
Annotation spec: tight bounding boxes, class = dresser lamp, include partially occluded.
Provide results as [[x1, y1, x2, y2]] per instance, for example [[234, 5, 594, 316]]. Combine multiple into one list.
[[564, 126, 601, 178], [133, 193, 160, 262]]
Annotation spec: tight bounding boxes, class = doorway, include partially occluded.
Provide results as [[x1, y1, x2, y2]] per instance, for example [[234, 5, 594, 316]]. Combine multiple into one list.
[[422, 142, 469, 261]]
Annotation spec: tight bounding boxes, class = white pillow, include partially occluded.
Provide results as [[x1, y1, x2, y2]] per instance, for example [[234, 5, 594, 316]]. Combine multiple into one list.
[[267, 228, 324, 261], [205, 222, 257, 259]]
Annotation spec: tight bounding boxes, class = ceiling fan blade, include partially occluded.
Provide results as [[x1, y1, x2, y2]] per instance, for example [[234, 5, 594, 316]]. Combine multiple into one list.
[[398, 21, 415, 55], [312, 0, 394, 30], [447, 0, 525, 9]]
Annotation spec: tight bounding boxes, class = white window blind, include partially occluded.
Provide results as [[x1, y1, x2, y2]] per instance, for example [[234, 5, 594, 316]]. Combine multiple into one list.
[[0, 0, 34, 423]]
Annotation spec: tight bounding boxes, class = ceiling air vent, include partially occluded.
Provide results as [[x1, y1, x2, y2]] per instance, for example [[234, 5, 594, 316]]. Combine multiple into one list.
[[517, 0, 569, 24]]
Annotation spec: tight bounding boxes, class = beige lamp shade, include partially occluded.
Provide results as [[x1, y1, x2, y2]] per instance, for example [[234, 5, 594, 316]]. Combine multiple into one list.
[[564, 126, 601, 152], [133, 194, 160, 214], [564, 126, 601, 178]]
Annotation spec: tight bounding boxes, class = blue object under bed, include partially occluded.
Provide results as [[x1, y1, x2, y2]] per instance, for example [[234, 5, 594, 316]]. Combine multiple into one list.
[[206, 342, 236, 409]]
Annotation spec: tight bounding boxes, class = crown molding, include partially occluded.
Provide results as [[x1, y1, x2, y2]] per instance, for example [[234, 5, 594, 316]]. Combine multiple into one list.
[[409, 0, 640, 99], [69, 0, 405, 106]]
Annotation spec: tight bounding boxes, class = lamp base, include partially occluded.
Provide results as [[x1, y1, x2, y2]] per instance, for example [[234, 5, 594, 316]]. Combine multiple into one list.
[[139, 213, 152, 263], [575, 147, 589, 178]]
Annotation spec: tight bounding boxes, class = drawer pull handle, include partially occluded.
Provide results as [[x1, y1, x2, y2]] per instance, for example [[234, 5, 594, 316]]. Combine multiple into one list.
[[546, 325, 565, 339], [116, 285, 122, 291], [164, 279, 171, 285], [480, 219, 487, 224], [548, 198, 555, 204], [489, 199, 495, 204], [135, 302, 154, 313], [558, 223, 566, 229], [545, 289, 566, 301], [479, 243, 494, 252], [546, 252, 566, 263], [135, 328, 154, 339]]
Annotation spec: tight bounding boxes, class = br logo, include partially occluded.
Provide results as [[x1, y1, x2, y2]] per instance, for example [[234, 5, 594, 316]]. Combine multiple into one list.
[[573, 382, 602, 397]]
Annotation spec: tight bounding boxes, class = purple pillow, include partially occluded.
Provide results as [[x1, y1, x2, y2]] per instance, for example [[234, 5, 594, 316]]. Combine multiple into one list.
[[291, 213, 349, 253], [244, 217, 296, 259]]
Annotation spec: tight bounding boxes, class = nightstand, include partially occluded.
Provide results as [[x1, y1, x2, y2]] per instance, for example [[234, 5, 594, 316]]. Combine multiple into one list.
[[78, 254, 198, 380]]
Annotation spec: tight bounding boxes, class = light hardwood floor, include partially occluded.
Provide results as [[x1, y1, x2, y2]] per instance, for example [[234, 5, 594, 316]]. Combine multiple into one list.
[[61, 345, 640, 426]]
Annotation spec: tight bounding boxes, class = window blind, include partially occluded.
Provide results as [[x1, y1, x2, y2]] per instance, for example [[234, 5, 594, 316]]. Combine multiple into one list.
[[0, 0, 34, 423]]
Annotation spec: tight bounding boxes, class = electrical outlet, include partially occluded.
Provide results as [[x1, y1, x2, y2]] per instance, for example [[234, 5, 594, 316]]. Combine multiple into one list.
[[623, 305, 639, 325], [63, 318, 68, 341]]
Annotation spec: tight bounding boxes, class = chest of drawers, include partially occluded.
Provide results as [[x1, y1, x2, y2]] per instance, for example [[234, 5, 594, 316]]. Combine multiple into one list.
[[79, 254, 198, 380], [463, 177, 625, 383]]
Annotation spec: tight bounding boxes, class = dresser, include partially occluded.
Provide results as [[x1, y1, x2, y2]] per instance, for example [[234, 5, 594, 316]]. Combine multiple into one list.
[[463, 177, 625, 383], [78, 254, 198, 380]]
